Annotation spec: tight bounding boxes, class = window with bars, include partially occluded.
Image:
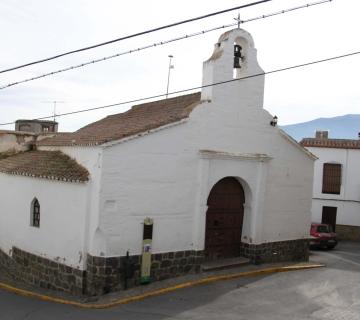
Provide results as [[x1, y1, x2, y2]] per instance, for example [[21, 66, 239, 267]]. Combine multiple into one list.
[[322, 163, 341, 194], [31, 198, 40, 227]]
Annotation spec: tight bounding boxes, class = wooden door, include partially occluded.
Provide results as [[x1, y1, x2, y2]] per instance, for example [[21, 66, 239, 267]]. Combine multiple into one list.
[[205, 177, 245, 259], [322, 206, 337, 231]]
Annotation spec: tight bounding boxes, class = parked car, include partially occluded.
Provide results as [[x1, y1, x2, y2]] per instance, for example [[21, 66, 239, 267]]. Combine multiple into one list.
[[310, 223, 338, 249]]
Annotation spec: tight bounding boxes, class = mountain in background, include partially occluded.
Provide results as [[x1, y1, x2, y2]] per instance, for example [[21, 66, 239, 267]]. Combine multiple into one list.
[[281, 114, 360, 141]]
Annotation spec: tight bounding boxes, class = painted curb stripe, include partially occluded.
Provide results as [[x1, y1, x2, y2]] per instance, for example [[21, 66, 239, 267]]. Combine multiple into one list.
[[0, 263, 324, 309]]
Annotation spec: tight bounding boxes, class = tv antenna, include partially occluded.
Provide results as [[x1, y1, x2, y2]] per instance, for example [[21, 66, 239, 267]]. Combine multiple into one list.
[[166, 55, 174, 98], [41, 100, 65, 121]]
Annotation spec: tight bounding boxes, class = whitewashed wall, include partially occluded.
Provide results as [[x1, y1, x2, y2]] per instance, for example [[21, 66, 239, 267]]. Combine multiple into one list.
[[37, 146, 103, 257], [96, 105, 313, 257], [0, 174, 88, 269], [25, 28, 314, 260], [308, 146, 360, 226]]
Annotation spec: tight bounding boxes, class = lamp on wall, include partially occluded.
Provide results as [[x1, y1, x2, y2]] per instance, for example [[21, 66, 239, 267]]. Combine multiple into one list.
[[270, 115, 278, 127]]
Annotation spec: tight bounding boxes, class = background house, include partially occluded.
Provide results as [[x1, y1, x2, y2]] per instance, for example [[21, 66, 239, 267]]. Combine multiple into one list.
[[15, 119, 58, 133], [0, 28, 315, 295], [301, 131, 360, 241], [0, 120, 59, 156]]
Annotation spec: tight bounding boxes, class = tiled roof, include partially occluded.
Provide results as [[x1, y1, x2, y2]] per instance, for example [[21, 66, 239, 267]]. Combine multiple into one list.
[[38, 93, 202, 146], [300, 138, 360, 150], [0, 151, 89, 182]]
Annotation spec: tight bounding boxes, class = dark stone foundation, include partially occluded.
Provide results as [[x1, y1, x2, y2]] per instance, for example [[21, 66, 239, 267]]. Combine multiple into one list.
[[335, 224, 360, 242], [1, 239, 308, 296], [0, 247, 85, 295], [240, 239, 310, 264], [86, 250, 205, 296]]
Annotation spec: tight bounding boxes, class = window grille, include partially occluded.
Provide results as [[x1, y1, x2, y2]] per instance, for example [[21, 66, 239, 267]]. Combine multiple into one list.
[[322, 163, 341, 194], [31, 198, 40, 227]]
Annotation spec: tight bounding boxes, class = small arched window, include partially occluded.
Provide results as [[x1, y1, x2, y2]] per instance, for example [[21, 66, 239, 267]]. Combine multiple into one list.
[[31, 198, 40, 228]]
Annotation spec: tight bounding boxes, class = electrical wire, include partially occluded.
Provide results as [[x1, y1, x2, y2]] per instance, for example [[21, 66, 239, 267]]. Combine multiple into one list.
[[0, 0, 332, 91], [0, 0, 271, 74], [0, 49, 358, 126]]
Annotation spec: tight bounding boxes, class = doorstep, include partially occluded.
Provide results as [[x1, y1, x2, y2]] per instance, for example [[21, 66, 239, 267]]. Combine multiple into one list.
[[201, 257, 250, 272]]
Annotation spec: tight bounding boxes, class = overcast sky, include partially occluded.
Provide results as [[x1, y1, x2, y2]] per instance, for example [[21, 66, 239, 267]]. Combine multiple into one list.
[[0, 0, 359, 132]]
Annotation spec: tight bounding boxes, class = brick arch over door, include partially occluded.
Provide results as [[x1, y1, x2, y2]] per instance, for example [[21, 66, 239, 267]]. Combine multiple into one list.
[[205, 177, 245, 260]]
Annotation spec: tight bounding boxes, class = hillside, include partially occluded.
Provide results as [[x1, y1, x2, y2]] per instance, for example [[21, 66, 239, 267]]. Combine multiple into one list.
[[281, 114, 360, 141]]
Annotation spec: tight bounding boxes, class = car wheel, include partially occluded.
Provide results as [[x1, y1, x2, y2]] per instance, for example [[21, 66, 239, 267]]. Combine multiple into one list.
[[327, 245, 335, 249]]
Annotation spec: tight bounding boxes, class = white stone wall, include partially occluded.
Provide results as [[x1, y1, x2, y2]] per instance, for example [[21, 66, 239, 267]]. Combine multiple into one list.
[[14, 28, 313, 261], [0, 174, 89, 269], [307, 146, 360, 226], [96, 95, 313, 257], [37, 145, 104, 257]]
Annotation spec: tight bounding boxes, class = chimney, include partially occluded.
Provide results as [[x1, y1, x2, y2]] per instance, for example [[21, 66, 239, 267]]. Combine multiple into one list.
[[315, 130, 328, 139]]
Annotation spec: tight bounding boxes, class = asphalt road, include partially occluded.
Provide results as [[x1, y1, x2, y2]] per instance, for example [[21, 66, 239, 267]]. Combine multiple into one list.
[[1, 241, 360, 320]]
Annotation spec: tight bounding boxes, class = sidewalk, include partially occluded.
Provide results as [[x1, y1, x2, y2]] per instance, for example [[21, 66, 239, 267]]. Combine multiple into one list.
[[0, 259, 324, 309]]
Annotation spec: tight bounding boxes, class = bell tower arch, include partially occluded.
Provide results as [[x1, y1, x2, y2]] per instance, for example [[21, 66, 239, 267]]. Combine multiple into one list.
[[201, 28, 265, 106]]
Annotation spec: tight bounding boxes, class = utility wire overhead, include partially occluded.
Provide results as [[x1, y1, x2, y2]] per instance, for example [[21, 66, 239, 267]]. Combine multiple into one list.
[[1, 49, 358, 127], [0, 0, 271, 74], [0, 0, 332, 91]]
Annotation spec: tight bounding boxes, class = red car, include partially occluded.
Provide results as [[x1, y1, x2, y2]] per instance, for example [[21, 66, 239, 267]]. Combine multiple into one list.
[[310, 223, 338, 249]]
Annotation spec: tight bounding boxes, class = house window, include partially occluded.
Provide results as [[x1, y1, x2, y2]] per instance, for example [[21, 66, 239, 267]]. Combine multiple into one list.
[[322, 163, 341, 194], [31, 198, 40, 227], [19, 124, 31, 132]]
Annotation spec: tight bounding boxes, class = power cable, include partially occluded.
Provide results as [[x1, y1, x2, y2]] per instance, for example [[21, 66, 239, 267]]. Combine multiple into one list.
[[0, 0, 271, 74], [0, 49, 358, 126], [0, 0, 332, 91]]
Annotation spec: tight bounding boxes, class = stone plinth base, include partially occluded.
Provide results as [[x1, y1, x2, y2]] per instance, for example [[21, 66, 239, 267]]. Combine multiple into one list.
[[240, 239, 310, 264], [86, 250, 205, 296], [1, 240, 309, 296], [0, 247, 85, 295], [336, 224, 360, 242]]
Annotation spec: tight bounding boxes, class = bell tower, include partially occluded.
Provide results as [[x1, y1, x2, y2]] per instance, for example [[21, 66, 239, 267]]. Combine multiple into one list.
[[201, 28, 265, 108]]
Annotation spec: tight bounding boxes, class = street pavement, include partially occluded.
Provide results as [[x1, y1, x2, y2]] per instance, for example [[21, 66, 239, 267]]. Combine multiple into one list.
[[1, 241, 359, 320]]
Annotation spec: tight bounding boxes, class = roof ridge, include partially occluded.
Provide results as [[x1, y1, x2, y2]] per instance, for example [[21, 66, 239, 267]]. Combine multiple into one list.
[[37, 92, 202, 147]]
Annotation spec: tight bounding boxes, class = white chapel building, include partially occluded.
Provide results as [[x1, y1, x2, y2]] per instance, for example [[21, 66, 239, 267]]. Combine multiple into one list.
[[0, 28, 315, 295]]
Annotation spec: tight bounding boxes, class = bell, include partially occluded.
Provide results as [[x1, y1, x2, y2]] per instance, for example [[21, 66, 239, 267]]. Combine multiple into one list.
[[234, 44, 242, 57], [234, 57, 241, 69], [234, 44, 242, 68]]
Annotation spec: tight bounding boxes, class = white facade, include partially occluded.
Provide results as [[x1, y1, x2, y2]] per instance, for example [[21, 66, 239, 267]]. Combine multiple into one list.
[[0, 173, 88, 269], [307, 146, 360, 227], [88, 28, 314, 258], [0, 28, 315, 268]]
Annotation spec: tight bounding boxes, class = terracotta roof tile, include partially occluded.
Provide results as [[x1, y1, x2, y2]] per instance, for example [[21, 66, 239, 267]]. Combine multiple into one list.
[[300, 138, 360, 150], [0, 151, 89, 182], [38, 92, 202, 146]]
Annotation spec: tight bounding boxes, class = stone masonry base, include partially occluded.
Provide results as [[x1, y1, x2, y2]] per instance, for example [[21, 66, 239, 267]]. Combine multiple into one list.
[[336, 224, 360, 242], [86, 250, 205, 296], [0, 247, 85, 295], [1, 239, 309, 296], [240, 239, 310, 264]]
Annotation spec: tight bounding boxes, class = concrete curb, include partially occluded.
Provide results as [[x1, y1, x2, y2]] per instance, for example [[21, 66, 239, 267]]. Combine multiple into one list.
[[0, 263, 324, 309]]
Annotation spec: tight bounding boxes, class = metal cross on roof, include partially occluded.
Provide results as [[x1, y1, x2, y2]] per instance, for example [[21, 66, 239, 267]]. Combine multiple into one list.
[[234, 13, 242, 29]]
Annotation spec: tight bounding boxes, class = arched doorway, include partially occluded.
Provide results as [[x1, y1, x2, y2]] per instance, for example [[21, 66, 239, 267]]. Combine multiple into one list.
[[205, 177, 245, 259]]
